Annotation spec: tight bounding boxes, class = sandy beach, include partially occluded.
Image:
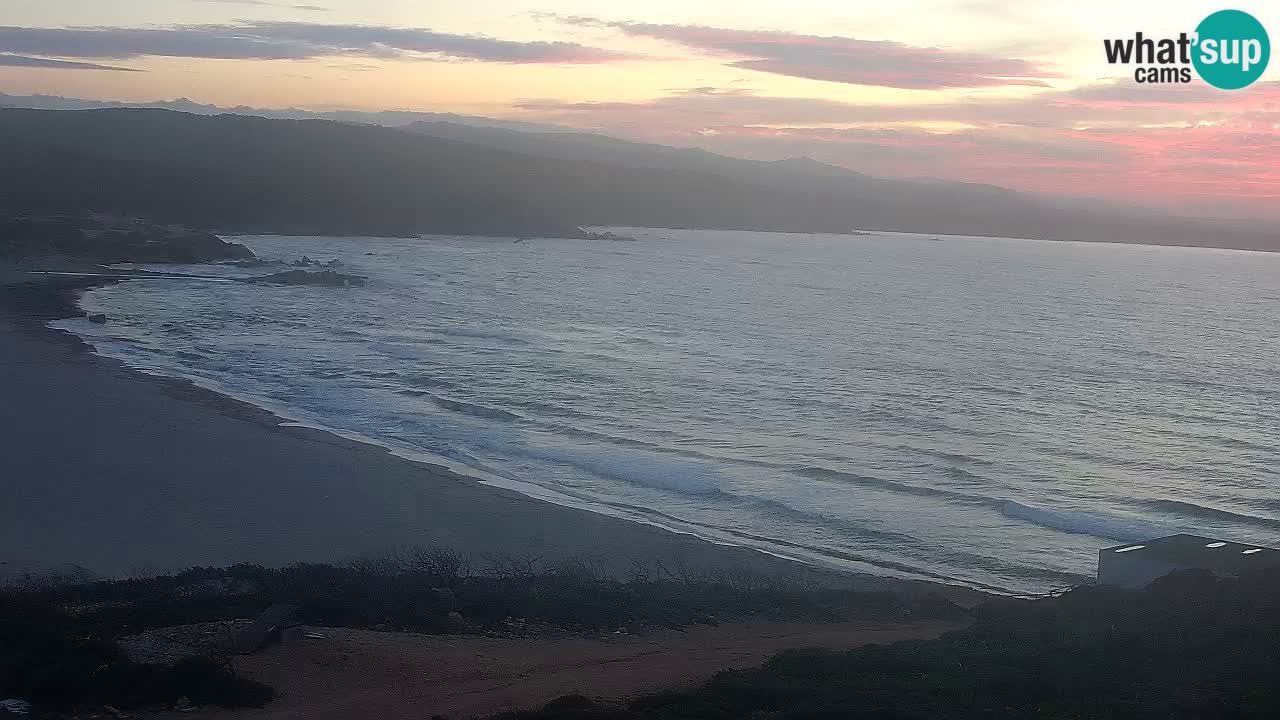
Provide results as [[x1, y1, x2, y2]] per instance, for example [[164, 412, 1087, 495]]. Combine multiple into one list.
[[0, 267, 977, 603]]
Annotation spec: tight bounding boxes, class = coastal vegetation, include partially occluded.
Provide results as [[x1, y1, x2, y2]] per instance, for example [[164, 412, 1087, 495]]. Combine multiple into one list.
[[7, 556, 1278, 718], [0, 548, 961, 713], [0, 591, 273, 711], [500, 567, 1280, 720]]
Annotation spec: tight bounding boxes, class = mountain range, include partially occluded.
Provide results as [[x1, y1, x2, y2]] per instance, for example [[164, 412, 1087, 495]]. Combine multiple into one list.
[[0, 99, 1275, 252]]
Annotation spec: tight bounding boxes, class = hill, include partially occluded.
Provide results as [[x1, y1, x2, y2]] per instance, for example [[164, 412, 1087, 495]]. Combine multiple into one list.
[[0, 107, 1276, 250], [0, 108, 899, 237], [404, 119, 1280, 251]]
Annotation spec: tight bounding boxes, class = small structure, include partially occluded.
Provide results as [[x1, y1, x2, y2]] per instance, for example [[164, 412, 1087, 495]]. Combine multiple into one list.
[[1098, 534, 1280, 588]]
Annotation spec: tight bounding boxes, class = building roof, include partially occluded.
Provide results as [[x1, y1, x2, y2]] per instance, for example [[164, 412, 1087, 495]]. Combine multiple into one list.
[[1102, 534, 1280, 575]]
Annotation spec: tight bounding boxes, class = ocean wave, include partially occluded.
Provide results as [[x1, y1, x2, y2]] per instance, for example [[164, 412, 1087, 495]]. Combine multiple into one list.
[[308, 369, 349, 379], [968, 383, 1027, 399], [368, 341, 424, 360], [401, 371, 454, 389], [792, 466, 993, 505], [517, 445, 722, 495], [1142, 499, 1280, 531], [942, 466, 988, 483], [160, 323, 193, 336], [540, 422, 664, 450], [429, 326, 532, 345], [1030, 442, 1164, 473], [862, 405, 993, 438], [902, 446, 996, 467], [680, 520, 1080, 593], [429, 396, 525, 423], [353, 369, 402, 380], [999, 501, 1177, 542], [791, 467, 1200, 543], [508, 398, 598, 420], [586, 494, 1072, 591], [735, 496, 923, 545], [104, 335, 147, 346]]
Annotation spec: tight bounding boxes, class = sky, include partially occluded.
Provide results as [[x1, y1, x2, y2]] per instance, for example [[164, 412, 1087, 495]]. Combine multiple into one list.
[[2, 0, 1279, 219]]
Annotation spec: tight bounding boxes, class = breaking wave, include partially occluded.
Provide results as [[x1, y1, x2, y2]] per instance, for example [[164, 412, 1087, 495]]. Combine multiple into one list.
[[516, 445, 722, 495], [999, 501, 1179, 542], [1143, 499, 1280, 531]]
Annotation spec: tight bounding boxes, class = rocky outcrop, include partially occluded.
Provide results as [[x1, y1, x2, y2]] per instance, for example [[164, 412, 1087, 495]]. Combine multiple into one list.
[[221, 258, 286, 268], [0, 215, 255, 264], [572, 228, 638, 242], [242, 270, 366, 287], [288, 256, 343, 268]]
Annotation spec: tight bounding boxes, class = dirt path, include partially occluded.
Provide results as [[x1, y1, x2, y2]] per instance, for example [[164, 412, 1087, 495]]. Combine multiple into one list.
[[151, 621, 962, 719]]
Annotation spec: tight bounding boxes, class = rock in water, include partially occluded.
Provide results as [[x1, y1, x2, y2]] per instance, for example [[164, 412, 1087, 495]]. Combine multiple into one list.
[[1, 699, 33, 715], [572, 227, 638, 242], [243, 270, 366, 287]]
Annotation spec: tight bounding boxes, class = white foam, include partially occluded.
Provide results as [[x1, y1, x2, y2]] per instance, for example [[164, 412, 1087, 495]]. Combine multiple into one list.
[[516, 445, 722, 495]]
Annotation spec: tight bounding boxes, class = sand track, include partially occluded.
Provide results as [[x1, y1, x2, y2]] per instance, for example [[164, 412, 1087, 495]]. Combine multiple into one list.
[[147, 621, 962, 719]]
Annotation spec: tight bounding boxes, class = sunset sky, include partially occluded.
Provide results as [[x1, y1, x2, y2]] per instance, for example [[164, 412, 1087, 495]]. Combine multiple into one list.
[[2, 0, 1278, 219]]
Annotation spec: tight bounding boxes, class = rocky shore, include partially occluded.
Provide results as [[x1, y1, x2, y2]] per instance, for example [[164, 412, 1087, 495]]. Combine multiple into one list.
[[0, 214, 255, 264]]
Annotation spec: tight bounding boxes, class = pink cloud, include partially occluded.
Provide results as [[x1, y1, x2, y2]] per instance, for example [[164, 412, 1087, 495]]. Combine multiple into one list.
[[550, 17, 1061, 89]]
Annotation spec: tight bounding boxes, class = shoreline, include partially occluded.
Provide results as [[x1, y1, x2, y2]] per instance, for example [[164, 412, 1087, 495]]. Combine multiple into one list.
[[0, 267, 989, 605]]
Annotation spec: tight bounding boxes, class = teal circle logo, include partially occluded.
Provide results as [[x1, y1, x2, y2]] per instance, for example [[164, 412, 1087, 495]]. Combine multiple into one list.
[[1193, 10, 1270, 89]]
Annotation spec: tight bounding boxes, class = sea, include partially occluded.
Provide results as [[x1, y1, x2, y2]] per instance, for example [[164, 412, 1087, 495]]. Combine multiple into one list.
[[52, 228, 1280, 595]]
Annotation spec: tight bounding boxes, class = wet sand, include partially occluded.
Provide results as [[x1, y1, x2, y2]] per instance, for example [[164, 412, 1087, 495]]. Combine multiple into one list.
[[0, 268, 982, 604]]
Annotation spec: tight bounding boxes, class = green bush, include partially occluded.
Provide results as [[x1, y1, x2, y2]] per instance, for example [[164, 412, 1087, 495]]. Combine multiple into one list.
[[0, 595, 272, 711], [11, 548, 960, 639], [2, 547, 957, 714]]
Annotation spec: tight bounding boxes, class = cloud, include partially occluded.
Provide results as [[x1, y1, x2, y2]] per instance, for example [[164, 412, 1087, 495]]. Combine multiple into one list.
[[0, 53, 139, 71], [325, 61, 379, 72], [518, 81, 1280, 131], [551, 16, 1060, 89], [0, 22, 639, 64], [193, 0, 331, 11]]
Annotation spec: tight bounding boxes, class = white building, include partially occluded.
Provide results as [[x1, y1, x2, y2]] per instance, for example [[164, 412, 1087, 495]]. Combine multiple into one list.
[[1097, 534, 1279, 588]]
